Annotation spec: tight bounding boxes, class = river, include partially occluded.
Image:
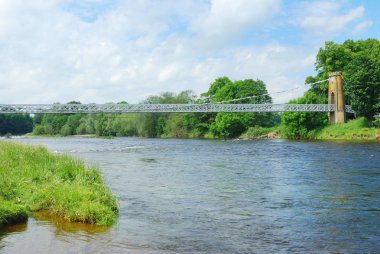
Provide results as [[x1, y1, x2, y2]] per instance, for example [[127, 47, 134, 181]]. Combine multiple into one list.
[[1, 137, 379, 253]]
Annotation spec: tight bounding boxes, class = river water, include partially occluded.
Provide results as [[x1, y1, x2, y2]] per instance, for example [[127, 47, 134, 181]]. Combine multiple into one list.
[[1, 137, 379, 253]]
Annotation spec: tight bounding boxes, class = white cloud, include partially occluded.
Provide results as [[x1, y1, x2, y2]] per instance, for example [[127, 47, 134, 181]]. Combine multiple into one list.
[[300, 6, 364, 32], [0, 0, 367, 106], [226, 44, 316, 103], [192, 0, 281, 43], [296, 1, 369, 37], [353, 20, 373, 34]]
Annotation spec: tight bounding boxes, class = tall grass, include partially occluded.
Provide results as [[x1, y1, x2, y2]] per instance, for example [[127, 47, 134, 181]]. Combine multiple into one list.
[[240, 125, 282, 139], [0, 141, 118, 228], [0, 200, 28, 228]]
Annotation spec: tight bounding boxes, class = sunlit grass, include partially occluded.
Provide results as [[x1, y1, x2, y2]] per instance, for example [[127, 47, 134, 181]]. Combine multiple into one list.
[[240, 125, 282, 139], [313, 117, 379, 140], [0, 141, 118, 228]]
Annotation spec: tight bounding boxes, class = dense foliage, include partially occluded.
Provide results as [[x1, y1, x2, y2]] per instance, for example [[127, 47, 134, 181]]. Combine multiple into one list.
[[0, 114, 33, 135], [281, 39, 380, 138], [30, 78, 276, 139], [311, 39, 380, 124], [281, 91, 328, 139], [207, 78, 277, 138]]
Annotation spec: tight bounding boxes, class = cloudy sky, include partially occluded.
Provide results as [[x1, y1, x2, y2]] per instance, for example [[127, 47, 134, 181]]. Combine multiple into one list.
[[0, 0, 378, 104]]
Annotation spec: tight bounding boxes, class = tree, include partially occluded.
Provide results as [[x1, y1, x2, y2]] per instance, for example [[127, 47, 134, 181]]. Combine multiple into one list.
[[94, 114, 116, 136], [212, 79, 271, 104], [210, 113, 251, 139], [0, 114, 33, 135], [139, 90, 198, 137], [204, 77, 233, 97], [37, 115, 68, 135], [309, 39, 380, 124], [208, 78, 275, 138], [346, 48, 380, 125], [281, 91, 328, 139], [67, 101, 82, 104]]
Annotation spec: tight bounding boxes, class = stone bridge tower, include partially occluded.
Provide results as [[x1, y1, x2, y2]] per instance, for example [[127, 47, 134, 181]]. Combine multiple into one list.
[[328, 72, 346, 124]]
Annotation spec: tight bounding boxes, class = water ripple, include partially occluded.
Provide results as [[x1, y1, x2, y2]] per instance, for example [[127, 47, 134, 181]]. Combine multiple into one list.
[[2, 137, 379, 253]]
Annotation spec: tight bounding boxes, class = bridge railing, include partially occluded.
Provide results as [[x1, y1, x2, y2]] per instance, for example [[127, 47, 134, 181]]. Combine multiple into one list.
[[0, 103, 355, 114]]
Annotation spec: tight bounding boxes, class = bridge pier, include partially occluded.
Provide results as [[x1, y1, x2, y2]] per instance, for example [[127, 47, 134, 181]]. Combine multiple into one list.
[[328, 72, 346, 124]]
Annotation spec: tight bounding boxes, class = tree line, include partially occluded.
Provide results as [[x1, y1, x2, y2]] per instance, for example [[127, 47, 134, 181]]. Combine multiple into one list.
[[0, 115, 33, 135], [30, 78, 278, 139]]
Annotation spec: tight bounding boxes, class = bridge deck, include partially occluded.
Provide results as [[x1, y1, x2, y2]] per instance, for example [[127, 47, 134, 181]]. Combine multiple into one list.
[[0, 104, 355, 114]]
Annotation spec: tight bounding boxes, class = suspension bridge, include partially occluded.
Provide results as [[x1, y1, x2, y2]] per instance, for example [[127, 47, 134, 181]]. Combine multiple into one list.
[[0, 103, 354, 114], [0, 72, 353, 124]]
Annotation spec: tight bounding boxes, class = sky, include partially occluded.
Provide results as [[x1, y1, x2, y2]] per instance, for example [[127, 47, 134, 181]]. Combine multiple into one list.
[[0, 0, 379, 104]]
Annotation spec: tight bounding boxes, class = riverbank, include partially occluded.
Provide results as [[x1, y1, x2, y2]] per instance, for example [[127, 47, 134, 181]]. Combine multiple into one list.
[[313, 117, 379, 140], [239, 125, 282, 139], [19, 117, 379, 142], [239, 118, 379, 141], [0, 141, 118, 229], [24, 133, 114, 139], [0, 201, 28, 228]]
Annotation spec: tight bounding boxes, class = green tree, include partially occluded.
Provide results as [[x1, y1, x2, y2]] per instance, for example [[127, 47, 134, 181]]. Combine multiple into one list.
[[60, 124, 72, 136], [210, 113, 250, 139], [67, 101, 82, 104], [281, 91, 328, 139], [346, 48, 380, 125], [111, 114, 139, 136], [75, 114, 96, 135], [163, 114, 188, 138], [309, 39, 380, 124], [38, 114, 68, 134], [208, 78, 274, 138], [204, 77, 233, 97], [0, 114, 33, 135], [94, 114, 116, 136], [139, 90, 197, 137]]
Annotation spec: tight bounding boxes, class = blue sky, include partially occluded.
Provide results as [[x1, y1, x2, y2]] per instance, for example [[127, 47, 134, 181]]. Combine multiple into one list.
[[0, 0, 379, 104]]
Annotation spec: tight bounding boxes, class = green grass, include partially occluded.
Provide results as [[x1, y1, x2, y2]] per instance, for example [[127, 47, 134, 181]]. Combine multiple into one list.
[[238, 117, 380, 141], [0, 141, 118, 228], [0, 201, 28, 228], [240, 125, 282, 139], [313, 117, 379, 140]]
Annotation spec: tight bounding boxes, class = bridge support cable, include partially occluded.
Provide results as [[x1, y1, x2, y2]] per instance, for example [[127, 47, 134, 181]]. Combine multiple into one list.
[[209, 79, 330, 105]]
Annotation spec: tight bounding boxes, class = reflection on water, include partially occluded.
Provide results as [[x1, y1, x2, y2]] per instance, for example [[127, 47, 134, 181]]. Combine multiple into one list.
[[32, 212, 110, 235], [0, 217, 109, 254], [1, 137, 380, 253], [0, 224, 27, 250]]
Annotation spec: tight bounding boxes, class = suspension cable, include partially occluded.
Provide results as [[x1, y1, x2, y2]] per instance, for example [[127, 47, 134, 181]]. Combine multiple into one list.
[[209, 79, 329, 104]]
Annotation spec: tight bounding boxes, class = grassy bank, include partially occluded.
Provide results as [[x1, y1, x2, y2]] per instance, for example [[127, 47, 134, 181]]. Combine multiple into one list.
[[0, 201, 28, 228], [0, 141, 118, 229], [239, 117, 379, 141], [313, 117, 379, 140], [240, 125, 282, 139]]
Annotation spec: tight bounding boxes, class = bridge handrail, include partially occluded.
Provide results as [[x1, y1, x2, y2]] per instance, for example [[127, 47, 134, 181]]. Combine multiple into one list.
[[0, 103, 355, 114]]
